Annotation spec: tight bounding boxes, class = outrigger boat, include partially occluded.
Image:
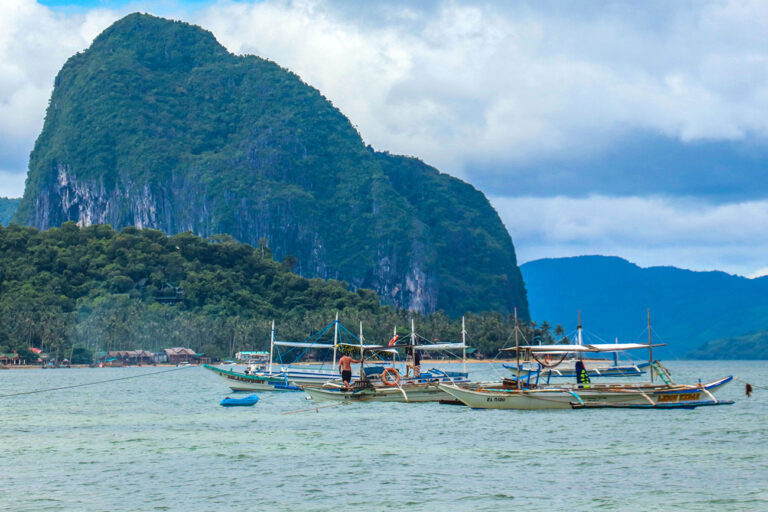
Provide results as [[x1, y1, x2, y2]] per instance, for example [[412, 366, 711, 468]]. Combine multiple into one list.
[[503, 316, 649, 379], [204, 316, 356, 392], [439, 310, 734, 410], [305, 318, 471, 403]]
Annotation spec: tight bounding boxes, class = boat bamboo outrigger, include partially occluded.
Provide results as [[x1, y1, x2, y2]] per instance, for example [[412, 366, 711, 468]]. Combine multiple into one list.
[[304, 318, 471, 403], [439, 310, 734, 410], [203, 315, 359, 391]]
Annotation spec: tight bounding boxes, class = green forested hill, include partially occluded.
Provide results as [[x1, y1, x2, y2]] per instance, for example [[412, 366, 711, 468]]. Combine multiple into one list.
[[0, 198, 19, 225], [14, 13, 527, 319], [688, 330, 768, 360], [0, 223, 537, 362]]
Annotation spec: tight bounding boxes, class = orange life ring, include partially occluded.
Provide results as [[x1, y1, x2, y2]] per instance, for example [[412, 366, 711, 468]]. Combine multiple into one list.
[[381, 367, 400, 387]]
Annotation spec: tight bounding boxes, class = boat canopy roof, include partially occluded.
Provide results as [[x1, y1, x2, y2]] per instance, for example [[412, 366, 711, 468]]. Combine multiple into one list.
[[338, 342, 397, 354], [413, 343, 467, 352], [501, 342, 665, 353], [274, 341, 335, 348]]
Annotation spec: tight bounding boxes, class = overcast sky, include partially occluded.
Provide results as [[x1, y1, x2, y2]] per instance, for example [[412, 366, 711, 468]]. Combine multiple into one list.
[[2, 0, 767, 277]]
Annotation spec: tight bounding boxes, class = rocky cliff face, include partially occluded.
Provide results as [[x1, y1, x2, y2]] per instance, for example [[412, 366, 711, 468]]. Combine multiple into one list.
[[15, 13, 528, 318]]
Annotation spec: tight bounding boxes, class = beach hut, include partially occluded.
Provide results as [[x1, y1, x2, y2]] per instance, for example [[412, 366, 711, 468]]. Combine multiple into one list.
[[0, 353, 24, 366], [164, 347, 196, 365]]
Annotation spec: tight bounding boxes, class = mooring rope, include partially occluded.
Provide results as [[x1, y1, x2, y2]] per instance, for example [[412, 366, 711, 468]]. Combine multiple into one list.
[[0, 366, 193, 398], [281, 402, 345, 415]]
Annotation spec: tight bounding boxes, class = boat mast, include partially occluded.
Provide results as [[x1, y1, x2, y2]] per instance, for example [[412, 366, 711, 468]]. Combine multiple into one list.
[[332, 312, 339, 370], [648, 308, 654, 384], [268, 319, 275, 375], [359, 321, 365, 379], [393, 325, 398, 368], [461, 316, 467, 374], [514, 308, 520, 385], [410, 318, 416, 369], [577, 310, 583, 361]]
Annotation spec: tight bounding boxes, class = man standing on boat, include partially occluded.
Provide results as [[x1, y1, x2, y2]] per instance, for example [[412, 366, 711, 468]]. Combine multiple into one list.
[[404, 347, 422, 378], [338, 353, 360, 390]]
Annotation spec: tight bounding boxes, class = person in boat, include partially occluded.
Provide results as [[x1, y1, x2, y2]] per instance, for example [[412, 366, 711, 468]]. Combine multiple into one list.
[[405, 348, 422, 378], [338, 353, 360, 390], [575, 360, 591, 389]]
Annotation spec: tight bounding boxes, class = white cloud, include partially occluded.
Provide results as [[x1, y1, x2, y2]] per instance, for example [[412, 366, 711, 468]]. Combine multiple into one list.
[[747, 267, 768, 279], [490, 194, 768, 277], [192, 0, 768, 175]]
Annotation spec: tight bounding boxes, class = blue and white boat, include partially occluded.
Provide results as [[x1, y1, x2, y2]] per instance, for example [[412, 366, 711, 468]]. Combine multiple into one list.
[[204, 316, 360, 391]]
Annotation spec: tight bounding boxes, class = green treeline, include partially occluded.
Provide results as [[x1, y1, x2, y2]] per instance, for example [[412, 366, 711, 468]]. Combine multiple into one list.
[[0, 223, 557, 363]]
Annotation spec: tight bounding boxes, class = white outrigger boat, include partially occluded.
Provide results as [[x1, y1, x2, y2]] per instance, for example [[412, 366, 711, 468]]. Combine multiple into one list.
[[305, 318, 471, 403], [204, 316, 355, 391], [440, 310, 734, 410], [503, 313, 650, 379]]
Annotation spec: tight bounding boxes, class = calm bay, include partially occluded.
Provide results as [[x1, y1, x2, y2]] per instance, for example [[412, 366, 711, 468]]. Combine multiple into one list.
[[2, 361, 766, 511]]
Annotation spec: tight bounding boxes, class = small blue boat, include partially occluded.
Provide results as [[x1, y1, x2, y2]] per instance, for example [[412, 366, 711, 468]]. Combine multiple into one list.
[[220, 394, 259, 407]]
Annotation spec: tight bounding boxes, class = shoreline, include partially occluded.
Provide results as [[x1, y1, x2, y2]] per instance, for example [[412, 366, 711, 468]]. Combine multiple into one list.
[[1, 359, 513, 370]]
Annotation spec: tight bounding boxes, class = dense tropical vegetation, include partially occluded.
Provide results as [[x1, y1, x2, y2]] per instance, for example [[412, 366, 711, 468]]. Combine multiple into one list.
[[0, 223, 555, 365]]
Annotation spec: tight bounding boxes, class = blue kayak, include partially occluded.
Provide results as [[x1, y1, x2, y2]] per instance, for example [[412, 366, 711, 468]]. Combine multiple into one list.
[[220, 394, 259, 407]]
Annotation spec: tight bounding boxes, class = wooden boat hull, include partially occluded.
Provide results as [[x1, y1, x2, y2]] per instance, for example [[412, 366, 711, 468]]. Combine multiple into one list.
[[305, 381, 452, 403], [438, 376, 733, 410]]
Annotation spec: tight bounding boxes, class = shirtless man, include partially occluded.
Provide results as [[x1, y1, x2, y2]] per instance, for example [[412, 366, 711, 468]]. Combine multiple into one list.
[[338, 353, 360, 390]]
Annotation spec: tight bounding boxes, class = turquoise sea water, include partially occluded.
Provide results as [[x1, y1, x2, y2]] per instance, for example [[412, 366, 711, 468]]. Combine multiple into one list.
[[1, 361, 766, 511]]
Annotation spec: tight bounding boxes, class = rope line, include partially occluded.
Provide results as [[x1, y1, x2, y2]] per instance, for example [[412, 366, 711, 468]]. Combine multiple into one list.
[[734, 376, 766, 391], [0, 366, 193, 398]]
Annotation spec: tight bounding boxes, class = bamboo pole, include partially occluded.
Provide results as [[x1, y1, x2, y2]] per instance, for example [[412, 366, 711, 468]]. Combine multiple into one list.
[[648, 308, 653, 384], [514, 308, 520, 388], [332, 312, 338, 370], [268, 320, 275, 375], [461, 316, 467, 375]]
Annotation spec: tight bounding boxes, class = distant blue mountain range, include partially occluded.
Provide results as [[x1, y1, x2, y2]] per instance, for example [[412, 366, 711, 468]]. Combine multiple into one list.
[[521, 256, 768, 358]]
